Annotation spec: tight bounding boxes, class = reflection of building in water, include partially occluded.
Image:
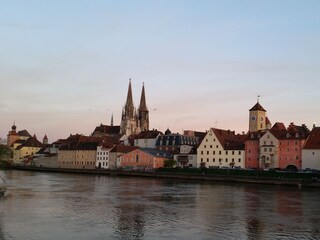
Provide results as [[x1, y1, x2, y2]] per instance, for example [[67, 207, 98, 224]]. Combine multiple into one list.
[[115, 203, 145, 240], [276, 190, 302, 217], [244, 187, 264, 240]]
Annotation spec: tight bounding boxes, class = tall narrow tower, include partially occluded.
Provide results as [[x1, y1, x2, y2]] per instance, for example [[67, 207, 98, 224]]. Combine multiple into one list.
[[138, 83, 149, 131], [120, 79, 138, 136], [249, 99, 267, 133]]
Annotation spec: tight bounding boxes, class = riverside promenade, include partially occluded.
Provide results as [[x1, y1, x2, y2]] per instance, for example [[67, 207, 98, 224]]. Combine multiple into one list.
[[9, 165, 320, 188]]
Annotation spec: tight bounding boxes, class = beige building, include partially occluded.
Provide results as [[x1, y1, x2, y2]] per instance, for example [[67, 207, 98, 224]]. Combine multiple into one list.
[[58, 135, 101, 169], [197, 128, 246, 168]]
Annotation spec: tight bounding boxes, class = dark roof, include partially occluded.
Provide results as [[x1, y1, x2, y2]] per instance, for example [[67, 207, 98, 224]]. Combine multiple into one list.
[[212, 128, 246, 150], [13, 139, 27, 145], [92, 124, 120, 136], [134, 130, 162, 139], [140, 148, 172, 158], [303, 127, 320, 149], [249, 102, 266, 112], [16, 137, 43, 150], [110, 145, 139, 153], [17, 130, 31, 137], [246, 131, 266, 141], [59, 135, 102, 150], [269, 123, 309, 140], [156, 134, 199, 146]]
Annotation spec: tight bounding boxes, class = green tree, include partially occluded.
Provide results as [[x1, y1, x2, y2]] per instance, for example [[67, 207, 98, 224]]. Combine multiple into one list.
[[164, 159, 177, 168], [0, 145, 12, 160]]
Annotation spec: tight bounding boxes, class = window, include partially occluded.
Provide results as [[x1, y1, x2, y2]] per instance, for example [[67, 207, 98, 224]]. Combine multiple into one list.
[[204, 145, 206, 148], [271, 141, 273, 145], [210, 145, 212, 148], [213, 151, 215, 155], [269, 148, 272, 152], [238, 159, 241, 163], [201, 158, 203, 162], [136, 155, 139, 162], [213, 158, 215, 162], [226, 151, 228, 155], [219, 151, 221, 155], [216, 145, 219, 148], [238, 151, 241, 155], [232, 151, 235, 155], [201, 151, 203, 155], [207, 158, 209, 163], [226, 159, 228, 163], [206, 139, 208, 142], [207, 151, 209, 155]]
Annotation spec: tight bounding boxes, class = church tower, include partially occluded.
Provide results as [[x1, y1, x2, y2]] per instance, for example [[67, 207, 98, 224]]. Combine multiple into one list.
[[120, 79, 139, 136], [138, 83, 149, 132], [249, 99, 267, 133], [7, 122, 19, 147]]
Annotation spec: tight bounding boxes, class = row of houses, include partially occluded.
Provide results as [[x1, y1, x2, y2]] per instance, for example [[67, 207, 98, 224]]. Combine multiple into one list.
[[5, 100, 320, 171]]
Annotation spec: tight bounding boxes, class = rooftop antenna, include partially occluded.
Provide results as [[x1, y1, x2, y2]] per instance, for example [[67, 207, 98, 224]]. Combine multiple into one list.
[[257, 95, 261, 103]]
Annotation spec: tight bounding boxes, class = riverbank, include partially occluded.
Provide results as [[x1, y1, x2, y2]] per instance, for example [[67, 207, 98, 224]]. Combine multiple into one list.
[[9, 165, 320, 188]]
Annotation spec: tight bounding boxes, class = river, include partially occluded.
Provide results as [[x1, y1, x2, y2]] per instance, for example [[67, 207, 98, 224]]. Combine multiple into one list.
[[0, 170, 319, 240]]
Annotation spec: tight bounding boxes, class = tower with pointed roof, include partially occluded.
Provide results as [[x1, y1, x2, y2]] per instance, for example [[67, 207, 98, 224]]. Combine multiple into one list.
[[120, 79, 150, 136], [249, 98, 269, 133], [138, 83, 149, 132]]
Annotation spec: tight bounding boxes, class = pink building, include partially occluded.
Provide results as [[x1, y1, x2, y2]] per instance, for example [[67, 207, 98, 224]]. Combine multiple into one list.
[[245, 122, 310, 170], [245, 131, 265, 169], [120, 148, 171, 169]]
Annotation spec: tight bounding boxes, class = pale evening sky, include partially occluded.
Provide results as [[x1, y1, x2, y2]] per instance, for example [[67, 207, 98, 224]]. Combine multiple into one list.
[[1, 0, 319, 142]]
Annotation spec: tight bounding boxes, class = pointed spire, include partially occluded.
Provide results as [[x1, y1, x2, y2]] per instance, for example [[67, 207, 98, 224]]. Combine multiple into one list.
[[139, 82, 148, 112], [125, 79, 134, 108]]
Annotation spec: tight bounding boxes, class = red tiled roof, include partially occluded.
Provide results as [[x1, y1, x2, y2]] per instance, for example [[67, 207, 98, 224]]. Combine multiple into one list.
[[249, 102, 266, 112], [269, 123, 309, 140], [92, 124, 120, 136], [303, 127, 320, 149], [212, 128, 246, 150]]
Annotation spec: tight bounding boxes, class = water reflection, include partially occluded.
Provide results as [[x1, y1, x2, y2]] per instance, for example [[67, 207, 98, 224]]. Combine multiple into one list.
[[1, 170, 320, 240]]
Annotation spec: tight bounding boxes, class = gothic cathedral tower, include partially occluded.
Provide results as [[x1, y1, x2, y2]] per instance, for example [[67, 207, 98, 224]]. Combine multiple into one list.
[[120, 79, 149, 136], [249, 100, 267, 133], [138, 83, 149, 132]]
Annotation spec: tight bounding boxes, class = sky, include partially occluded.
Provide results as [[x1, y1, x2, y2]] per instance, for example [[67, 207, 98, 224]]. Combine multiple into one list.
[[1, 0, 319, 142]]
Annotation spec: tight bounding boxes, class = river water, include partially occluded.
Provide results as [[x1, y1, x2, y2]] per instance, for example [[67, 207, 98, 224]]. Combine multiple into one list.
[[0, 170, 319, 240]]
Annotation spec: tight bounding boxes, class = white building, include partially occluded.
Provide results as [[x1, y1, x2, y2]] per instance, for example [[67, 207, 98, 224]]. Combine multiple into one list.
[[134, 130, 162, 148], [96, 145, 113, 169], [302, 127, 320, 170], [197, 128, 246, 168]]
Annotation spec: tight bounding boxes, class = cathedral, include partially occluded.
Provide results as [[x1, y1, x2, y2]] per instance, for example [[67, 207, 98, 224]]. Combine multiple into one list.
[[120, 79, 149, 136]]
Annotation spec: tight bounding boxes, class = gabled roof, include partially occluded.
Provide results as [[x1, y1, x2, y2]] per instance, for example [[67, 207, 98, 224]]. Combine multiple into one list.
[[17, 130, 31, 137], [16, 137, 43, 150], [134, 130, 162, 139], [212, 128, 246, 150], [303, 127, 320, 149], [92, 124, 120, 136], [249, 102, 266, 112]]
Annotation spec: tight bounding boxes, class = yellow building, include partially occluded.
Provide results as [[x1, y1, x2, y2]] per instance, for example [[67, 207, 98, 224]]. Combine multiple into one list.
[[13, 136, 43, 165]]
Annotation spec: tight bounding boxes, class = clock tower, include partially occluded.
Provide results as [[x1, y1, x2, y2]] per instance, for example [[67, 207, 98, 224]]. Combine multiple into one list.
[[249, 100, 267, 133]]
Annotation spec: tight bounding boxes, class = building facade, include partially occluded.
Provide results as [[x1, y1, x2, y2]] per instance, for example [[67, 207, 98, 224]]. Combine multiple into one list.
[[302, 127, 320, 170], [120, 148, 170, 170], [197, 128, 246, 168]]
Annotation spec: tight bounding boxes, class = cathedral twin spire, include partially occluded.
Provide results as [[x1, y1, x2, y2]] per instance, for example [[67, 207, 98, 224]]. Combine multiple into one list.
[[120, 79, 149, 136]]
